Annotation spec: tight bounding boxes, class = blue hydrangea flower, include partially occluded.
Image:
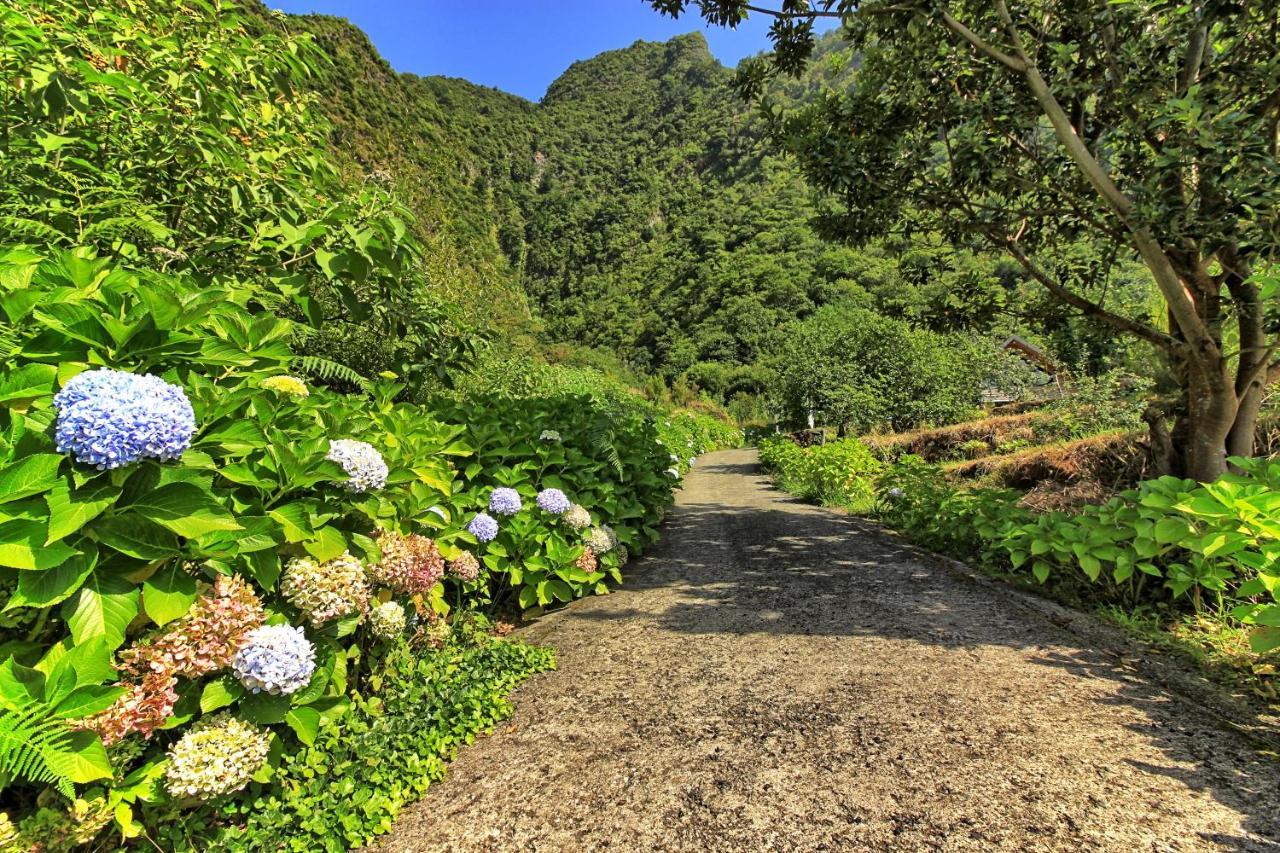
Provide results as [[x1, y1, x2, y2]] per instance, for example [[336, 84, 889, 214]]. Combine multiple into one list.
[[232, 624, 316, 695], [327, 439, 388, 493], [467, 512, 499, 543], [488, 487, 522, 516], [53, 368, 196, 470], [536, 488, 570, 515]]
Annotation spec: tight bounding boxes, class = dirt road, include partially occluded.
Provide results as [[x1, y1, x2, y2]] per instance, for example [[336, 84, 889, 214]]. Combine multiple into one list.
[[381, 449, 1280, 851]]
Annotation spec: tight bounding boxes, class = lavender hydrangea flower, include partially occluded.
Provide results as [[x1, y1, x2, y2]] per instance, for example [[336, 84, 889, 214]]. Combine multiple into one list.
[[53, 368, 196, 470], [488, 487, 522, 516], [232, 625, 315, 695], [327, 439, 388, 492], [536, 488, 571, 515], [467, 512, 499, 543]]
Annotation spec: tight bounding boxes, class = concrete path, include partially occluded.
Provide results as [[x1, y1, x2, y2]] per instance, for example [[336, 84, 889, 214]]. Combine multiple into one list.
[[380, 449, 1280, 852]]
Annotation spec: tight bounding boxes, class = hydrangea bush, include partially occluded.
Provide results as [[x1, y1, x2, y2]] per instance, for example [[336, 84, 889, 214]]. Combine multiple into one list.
[[0, 1, 740, 842]]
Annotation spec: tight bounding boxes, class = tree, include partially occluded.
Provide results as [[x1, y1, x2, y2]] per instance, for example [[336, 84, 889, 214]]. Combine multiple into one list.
[[652, 0, 1280, 480], [768, 305, 987, 432]]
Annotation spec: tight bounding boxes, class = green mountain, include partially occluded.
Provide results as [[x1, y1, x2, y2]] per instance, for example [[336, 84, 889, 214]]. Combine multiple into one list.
[[281, 15, 862, 376], [282, 11, 1119, 392]]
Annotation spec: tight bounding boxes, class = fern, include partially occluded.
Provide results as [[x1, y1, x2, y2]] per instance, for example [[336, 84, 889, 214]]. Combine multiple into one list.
[[294, 355, 371, 391], [590, 420, 624, 477], [0, 701, 75, 798]]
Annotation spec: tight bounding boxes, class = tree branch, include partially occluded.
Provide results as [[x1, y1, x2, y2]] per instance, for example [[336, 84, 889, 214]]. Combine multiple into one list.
[[995, 235, 1179, 350], [936, 6, 1026, 72]]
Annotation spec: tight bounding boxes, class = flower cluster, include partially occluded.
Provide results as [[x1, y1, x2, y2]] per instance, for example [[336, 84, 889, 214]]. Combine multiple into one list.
[[615, 545, 630, 567], [164, 714, 271, 800], [536, 488, 570, 515], [81, 670, 179, 746], [232, 625, 316, 695], [123, 573, 264, 679], [368, 600, 407, 640], [574, 548, 598, 574], [488, 487, 522, 516], [261, 375, 309, 397], [666, 468, 680, 478], [327, 438, 388, 492], [370, 532, 444, 595], [281, 554, 370, 626], [53, 368, 196, 469], [84, 574, 263, 744], [562, 504, 591, 531], [447, 551, 481, 583], [467, 512, 499, 543], [539, 429, 562, 442], [584, 525, 618, 554]]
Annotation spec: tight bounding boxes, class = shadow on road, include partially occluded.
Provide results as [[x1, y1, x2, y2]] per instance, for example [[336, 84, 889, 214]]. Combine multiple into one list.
[[573, 455, 1280, 850]]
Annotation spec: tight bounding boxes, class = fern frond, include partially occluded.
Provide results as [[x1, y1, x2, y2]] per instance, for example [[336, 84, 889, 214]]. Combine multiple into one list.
[[590, 420, 624, 477], [0, 215, 64, 242], [294, 355, 371, 391], [0, 701, 75, 799]]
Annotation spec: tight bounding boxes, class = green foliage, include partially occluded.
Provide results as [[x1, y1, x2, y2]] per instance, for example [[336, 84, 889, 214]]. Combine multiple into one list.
[[159, 639, 554, 852], [0, 1, 743, 846], [0, 701, 76, 798], [768, 305, 987, 432], [876, 456, 1280, 654], [759, 436, 881, 510], [661, 0, 1280, 478]]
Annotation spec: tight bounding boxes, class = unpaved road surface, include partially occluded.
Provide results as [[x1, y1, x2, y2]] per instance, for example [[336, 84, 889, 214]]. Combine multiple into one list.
[[381, 449, 1280, 852]]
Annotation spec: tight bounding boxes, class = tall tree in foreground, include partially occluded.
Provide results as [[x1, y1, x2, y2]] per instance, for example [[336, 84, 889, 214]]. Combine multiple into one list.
[[653, 0, 1280, 480]]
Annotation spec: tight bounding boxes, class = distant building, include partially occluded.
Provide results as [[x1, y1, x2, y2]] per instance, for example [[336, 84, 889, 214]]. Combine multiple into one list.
[[980, 336, 1067, 404]]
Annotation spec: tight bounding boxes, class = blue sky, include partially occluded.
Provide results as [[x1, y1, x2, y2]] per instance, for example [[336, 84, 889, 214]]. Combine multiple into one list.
[[272, 0, 834, 101]]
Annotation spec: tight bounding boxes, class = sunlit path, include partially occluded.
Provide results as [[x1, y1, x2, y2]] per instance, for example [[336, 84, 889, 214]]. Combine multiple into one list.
[[379, 449, 1280, 852]]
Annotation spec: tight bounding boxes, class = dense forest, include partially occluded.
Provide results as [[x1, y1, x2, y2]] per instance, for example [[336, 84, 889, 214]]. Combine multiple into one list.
[[281, 11, 1152, 415]]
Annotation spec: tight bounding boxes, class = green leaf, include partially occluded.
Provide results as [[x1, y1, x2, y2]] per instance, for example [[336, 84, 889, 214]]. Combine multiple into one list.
[[1249, 625, 1280, 654], [43, 730, 113, 784], [239, 692, 291, 725], [284, 706, 321, 745], [0, 363, 57, 407], [0, 454, 61, 505], [7, 549, 97, 610], [199, 677, 244, 714], [0, 518, 78, 569], [142, 562, 197, 626], [52, 685, 125, 720], [303, 526, 347, 562], [93, 515, 180, 559], [62, 571, 140, 649], [46, 479, 120, 543], [1153, 517, 1192, 545], [127, 482, 240, 539]]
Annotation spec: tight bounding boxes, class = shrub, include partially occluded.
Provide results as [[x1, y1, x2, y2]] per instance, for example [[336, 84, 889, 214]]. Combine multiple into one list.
[[760, 436, 882, 510], [875, 456, 1280, 654]]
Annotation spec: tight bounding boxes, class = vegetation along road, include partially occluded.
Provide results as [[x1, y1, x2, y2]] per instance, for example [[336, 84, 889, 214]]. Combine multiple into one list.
[[380, 450, 1280, 852]]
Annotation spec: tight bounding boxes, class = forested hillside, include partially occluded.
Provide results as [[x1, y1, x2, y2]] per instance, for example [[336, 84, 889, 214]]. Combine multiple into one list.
[[279, 10, 1133, 398]]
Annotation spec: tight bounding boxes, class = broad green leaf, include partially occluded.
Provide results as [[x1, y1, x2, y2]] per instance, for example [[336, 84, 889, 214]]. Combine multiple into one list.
[[142, 562, 198, 626], [127, 482, 240, 538], [46, 478, 120, 543], [7, 549, 97, 610], [284, 706, 321, 745], [52, 685, 126, 720], [93, 515, 180, 559], [200, 677, 244, 714], [0, 454, 61, 505], [0, 363, 57, 407], [62, 571, 140, 649], [0, 518, 78, 569], [43, 730, 113, 784]]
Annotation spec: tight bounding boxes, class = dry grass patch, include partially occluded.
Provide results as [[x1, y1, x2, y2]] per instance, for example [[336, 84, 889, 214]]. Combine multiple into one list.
[[862, 411, 1044, 463]]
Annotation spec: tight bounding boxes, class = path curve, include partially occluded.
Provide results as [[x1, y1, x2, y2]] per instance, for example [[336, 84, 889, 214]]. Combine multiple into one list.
[[381, 449, 1280, 852]]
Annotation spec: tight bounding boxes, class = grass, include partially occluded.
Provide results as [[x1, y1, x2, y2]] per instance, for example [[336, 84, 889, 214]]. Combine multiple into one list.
[[1099, 607, 1279, 703]]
